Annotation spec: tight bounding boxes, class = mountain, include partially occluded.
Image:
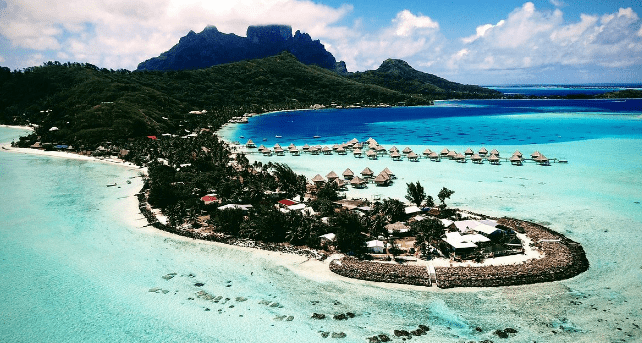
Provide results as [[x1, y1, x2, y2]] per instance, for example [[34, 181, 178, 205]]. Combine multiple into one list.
[[348, 59, 501, 99], [137, 25, 344, 73], [2, 53, 431, 146]]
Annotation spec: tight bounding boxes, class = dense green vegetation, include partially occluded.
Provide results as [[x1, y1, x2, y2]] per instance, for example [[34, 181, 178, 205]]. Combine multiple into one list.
[[347, 59, 503, 100], [597, 89, 642, 98], [1, 53, 430, 147]]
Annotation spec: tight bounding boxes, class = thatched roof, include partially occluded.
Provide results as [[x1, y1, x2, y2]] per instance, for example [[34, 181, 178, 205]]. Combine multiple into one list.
[[361, 167, 374, 176], [334, 178, 346, 188], [464, 148, 474, 155], [353, 148, 363, 155], [479, 147, 488, 154], [513, 150, 522, 157], [490, 149, 500, 156], [402, 147, 413, 154], [471, 154, 482, 161], [288, 143, 296, 148], [302, 144, 310, 150], [274, 143, 281, 149], [322, 146, 332, 152], [383, 167, 394, 175], [389, 146, 399, 152], [351, 176, 366, 185], [510, 155, 522, 162], [531, 151, 541, 158], [311, 174, 325, 182], [447, 150, 457, 157], [535, 154, 548, 162], [408, 152, 419, 159], [423, 148, 433, 156], [326, 171, 339, 179], [246, 139, 255, 145], [374, 173, 390, 183], [376, 145, 386, 151], [429, 152, 439, 158], [488, 154, 500, 162], [455, 153, 466, 160], [366, 150, 377, 157], [440, 148, 450, 155], [349, 138, 359, 144], [343, 168, 354, 177], [391, 151, 401, 158]]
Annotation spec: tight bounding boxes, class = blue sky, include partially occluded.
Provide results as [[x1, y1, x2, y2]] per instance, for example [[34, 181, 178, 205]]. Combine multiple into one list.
[[1, 0, 641, 84]]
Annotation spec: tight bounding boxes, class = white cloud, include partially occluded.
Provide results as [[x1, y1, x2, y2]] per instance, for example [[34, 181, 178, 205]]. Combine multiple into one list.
[[462, 20, 505, 44], [393, 10, 439, 37], [549, 0, 566, 8], [0, 0, 352, 69], [447, 3, 642, 74]]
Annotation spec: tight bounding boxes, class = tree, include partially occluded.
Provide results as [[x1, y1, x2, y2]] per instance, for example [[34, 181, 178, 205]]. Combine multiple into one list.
[[437, 187, 455, 208], [374, 198, 405, 224], [331, 211, 366, 256], [411, 218, 446, 257], [405, 181, 426, 207]]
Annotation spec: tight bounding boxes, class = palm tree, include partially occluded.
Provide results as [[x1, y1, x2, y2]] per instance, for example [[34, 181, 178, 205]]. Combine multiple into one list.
[[411, 218, 445, 258], [405, 181, 426, 207]]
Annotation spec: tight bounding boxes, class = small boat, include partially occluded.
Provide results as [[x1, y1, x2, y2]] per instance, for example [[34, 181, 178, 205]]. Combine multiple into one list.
[[313, 135, 321, 139], [275, 135, 282, 138], [240, 136, 244, 138], [262, 138, 267, 141], [107, 183, 117, 187]]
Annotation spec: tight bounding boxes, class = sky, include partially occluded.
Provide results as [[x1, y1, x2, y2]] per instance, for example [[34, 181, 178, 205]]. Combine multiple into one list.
[[1, 0, 641, 84]]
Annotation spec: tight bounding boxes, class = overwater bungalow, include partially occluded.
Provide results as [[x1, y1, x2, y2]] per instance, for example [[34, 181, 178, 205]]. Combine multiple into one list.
[[350, 176, 367, 188], [429, 151, 440, 161], [353, 148, 363, 157], [361, 167, 374, 178], [391, 151, 402, 161], [447, 150, 457, 160], [464, 148, 474, 156], [374, 172, 391, 186], [311, 174, 326, 187], [332, 144, 340, 151], [471, 154, 483, 164], [366, 150, 378, 160], [488, 154, 500, 165], [302, 143, 311, 152], [261, 148, 272, 156], [440, 148, 450, 157], [510, 154, 523, 165], [366, 137, 377, 145], [479, 147, 488, 156], [353, 142, 363, 149], [342, 168, 354, 179], [258, 144, 266, 151], [274, 147, 285, 156], [290, 148, 300, 156], [310, 146, 320, 155], [513, 150, 523, 158], [322, 146, 332, 155], [455, 153, 466, 163], [531, 151, 541, 159], [382, 167, 395, 178], [288, 143, 296, 150], [246, 139, 256, 148], [274, 143, 282, 149], [348, 138, 359, 145], [389, 146, 399, 154], [423, 148, 433, 157], [337, 146, 347, 155], [402, 147, 413, 154], [490, 149, 500, 156], [334, 178, 347, 190], [326, 171, 339, 182], [408, 152, 419, 162], [376, 145, 387, 155], [535, 154, 550, 166]]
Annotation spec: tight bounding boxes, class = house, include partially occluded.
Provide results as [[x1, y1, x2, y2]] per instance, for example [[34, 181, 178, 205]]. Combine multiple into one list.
[[366, 240, 389, 254], [217, 204, 253, 211], [201, 195, 219, 205]]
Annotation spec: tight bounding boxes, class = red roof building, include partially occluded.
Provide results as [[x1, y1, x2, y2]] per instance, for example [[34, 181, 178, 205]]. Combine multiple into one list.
[[201, 195, 218, 205], [278, 199, 298, 206]]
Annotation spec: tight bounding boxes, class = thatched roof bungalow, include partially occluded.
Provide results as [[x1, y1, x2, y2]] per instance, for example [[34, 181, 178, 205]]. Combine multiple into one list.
[[479, 147, 488, 156], [342, 168, 354, 179], [407, 152, 419, 161], [326, 171, 339, 182], [350, 176, 367, 188], [361, 167, 374, 178]]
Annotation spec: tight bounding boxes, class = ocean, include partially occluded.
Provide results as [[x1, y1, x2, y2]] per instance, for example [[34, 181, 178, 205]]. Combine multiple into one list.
[[2, 94, 642, 342]]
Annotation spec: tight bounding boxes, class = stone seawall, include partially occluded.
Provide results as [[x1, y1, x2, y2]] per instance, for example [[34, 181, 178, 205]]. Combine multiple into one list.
[[329, 257, 432, 287], [329, 218, 589, 289], [434, 218, 589, 288]]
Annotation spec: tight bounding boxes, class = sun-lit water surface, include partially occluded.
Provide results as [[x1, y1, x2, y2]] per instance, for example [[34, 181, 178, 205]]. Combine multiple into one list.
[[2, 97, 642, 342]]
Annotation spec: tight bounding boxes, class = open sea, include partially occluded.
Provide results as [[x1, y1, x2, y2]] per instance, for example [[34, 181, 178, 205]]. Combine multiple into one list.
[[2, 91, 642, 342]]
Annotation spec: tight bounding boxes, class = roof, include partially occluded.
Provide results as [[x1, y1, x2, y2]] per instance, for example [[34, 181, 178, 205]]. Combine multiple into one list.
[[464, 148, 474, 154], [366, 240, 386, 248], [453, 220, 481, 232], [402, 147, 413, 153], [474, 223, 502, 235], [278, 199, 298, 206], [351, 176, 366, 185], [374, 173, 389, 183], [288, 203, 307, 211], [383, 167, 394, 175], [218, 204, 253, 211], [326, 171, 339, 179], [443, 232, 478, 249], [201, 195, 218, 203], [343, 168, 354, 176], [320, 233, 336, 241], [405, 206, 422, 214], [361, 167, 374, 175], [311, 174, 325, 182], [479, 147, 488, 153]]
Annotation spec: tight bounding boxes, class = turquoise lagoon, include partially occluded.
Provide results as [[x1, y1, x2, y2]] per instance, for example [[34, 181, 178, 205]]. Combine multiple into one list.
[[2, 97, 642, 342]]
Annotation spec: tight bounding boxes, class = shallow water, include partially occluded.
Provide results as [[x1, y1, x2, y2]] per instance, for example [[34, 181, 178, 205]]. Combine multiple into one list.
[[3, 97, 642, 342]]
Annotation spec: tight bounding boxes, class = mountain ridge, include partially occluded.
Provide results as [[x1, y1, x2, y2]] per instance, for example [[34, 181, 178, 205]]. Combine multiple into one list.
[[137, 25, 344, 73]]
